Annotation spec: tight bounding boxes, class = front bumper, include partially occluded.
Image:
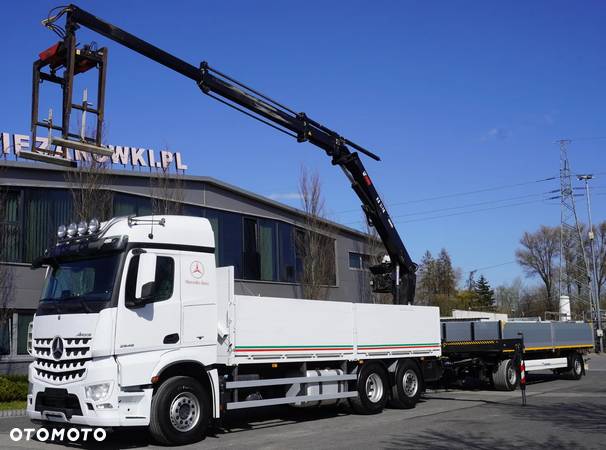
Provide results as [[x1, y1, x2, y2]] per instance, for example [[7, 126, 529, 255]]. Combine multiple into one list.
[[27, 357, 152, 427]]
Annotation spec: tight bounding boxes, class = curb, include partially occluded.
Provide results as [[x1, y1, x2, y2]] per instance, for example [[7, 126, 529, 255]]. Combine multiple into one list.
[[0, 409, 26, 418]]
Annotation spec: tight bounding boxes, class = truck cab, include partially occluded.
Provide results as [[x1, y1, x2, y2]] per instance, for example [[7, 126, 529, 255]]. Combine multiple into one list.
[[27, 215, 219, 431]]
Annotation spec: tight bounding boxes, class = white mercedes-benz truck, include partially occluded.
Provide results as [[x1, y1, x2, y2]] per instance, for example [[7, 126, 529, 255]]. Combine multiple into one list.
[[27, 215, 442, 445]]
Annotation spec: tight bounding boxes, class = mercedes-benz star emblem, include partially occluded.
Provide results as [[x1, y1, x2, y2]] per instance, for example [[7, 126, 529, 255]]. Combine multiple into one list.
[[51, 336, 64, 360], [190, 260, 204, 279]]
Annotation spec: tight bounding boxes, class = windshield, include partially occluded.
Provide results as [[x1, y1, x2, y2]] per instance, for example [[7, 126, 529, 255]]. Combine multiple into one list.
[[38, 254, 122, 315]]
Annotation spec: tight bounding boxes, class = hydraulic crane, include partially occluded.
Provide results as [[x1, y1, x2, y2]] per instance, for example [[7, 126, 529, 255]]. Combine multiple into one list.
[[28, 4, 417, 304]]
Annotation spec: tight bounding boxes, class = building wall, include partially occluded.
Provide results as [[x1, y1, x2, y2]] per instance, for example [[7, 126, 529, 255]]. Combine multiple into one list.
[[0, 161, 377, 373]]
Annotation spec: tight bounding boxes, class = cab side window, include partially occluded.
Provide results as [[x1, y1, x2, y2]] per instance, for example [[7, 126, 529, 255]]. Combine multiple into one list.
[[125, 255, 175, 306]]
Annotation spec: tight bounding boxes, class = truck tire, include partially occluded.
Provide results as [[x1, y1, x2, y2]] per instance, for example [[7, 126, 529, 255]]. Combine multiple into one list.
[[149, 376, 210, 445], [349, 363, 388, 415], [561, 352, 583, 380], [492, 359, 518, 391], [388, 360, 422, 409]]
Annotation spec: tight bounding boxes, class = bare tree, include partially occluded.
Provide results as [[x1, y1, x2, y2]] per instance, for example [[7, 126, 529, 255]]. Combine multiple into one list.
[[64, 121, 113, 222], [150, 158, 185, 215], [297, 166, 335, 300], [65, 156, 114, 222], [591, 221, 606, 303], [494, 277, 524, 315], [515, 226, 560, 311]]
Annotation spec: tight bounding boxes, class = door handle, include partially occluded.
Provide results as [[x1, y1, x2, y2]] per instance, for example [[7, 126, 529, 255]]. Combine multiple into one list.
[[163, 333, 179, 344]]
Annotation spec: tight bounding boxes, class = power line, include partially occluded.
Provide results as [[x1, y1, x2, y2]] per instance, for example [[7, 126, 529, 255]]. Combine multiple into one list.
[[345, 191, 552, 225], [472, 260, 517, 272], [393, 198, 554, 225], [333, 174, 558, 215]]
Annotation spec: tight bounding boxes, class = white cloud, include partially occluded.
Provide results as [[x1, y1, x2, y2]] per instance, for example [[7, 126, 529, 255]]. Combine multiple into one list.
[[481, 127, 511, 142]]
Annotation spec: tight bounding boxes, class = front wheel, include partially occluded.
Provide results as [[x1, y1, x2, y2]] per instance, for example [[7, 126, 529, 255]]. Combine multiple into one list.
[[149, 376, 210, 445]]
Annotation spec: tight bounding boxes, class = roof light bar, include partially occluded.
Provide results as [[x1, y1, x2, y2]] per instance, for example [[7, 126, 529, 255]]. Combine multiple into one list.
[[18, 150, 77, 168], [50, 136, 113, 157]]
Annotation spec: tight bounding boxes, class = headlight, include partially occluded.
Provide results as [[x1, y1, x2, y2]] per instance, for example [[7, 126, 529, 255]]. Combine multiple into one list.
[[85, 382, 112, 402]]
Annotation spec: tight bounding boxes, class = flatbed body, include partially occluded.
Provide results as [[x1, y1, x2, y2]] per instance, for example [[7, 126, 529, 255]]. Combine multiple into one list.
[[217, 268, 442, 366], [441, 319, 594, 354]]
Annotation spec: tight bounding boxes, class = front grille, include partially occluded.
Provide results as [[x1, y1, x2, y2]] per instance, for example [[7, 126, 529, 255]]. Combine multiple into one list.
[[35, 388, 83, 419], [33, 337, 92, 384]]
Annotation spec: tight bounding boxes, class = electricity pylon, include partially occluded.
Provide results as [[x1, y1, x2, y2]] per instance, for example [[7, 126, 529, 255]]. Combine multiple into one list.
[[558, 139, 593, 321]]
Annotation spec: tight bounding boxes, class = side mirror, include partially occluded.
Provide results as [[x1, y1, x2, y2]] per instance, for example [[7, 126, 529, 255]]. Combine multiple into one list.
[[140, 281, 156, 300], [136, 253, 157, 301]]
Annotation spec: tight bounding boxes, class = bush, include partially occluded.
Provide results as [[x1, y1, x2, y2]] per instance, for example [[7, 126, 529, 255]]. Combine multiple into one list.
[[0, 376, 28, 402]]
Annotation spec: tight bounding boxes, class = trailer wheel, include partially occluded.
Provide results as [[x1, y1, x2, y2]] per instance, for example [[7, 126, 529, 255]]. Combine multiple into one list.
[[349, 363, 388, 414], [492, 359, 518, 391], [562, 352, 583, 380], [149, 376, 210, 445], [388, 360, 422, 409]]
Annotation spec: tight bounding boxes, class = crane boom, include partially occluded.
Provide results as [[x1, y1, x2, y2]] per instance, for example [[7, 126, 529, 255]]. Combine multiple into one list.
[[32, 4, 417, 304]]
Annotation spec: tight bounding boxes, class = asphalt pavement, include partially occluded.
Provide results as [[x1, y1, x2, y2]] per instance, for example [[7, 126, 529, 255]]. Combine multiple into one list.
[[1, 354, 605, 449]]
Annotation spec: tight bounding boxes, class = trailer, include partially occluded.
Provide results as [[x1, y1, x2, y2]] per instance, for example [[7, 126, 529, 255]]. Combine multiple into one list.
[[441, 319, 594, 391]]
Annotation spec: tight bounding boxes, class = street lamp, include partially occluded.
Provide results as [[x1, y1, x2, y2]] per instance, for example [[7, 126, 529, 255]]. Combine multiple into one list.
[[577, 174, 603, 353]]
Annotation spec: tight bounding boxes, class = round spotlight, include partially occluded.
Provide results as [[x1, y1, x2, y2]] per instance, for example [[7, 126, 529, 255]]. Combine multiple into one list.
[[57, 225, 67, 239], [88, 218, 100, 234], [67, 223, 77, 237], [77, 221, 88, 236]]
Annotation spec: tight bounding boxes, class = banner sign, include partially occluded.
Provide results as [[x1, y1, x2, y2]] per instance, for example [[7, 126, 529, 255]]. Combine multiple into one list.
[[0, 132, 188, 171]]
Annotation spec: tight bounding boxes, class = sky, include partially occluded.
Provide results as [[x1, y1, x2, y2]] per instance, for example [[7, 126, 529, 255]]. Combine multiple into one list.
[[1, 1, 604, 288]]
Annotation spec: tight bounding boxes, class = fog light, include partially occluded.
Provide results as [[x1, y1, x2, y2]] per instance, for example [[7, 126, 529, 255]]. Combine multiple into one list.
[[96, 403, 113, 409], [85, 382, 112, 402], [77, 221, 88, 236], [67, 223, 77, 237], [57, 225, 66, 239]]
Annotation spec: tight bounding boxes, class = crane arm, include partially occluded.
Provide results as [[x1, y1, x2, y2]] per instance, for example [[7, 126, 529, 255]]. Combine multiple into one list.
[[37, 4, 417, 304]]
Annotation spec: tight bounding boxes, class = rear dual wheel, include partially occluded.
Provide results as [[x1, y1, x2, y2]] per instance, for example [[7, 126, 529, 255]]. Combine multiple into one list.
[[389, 360, 422, 409], [492, 359, 518, 391], [349, 363, 389, 414], [561, 352, 583, 380]]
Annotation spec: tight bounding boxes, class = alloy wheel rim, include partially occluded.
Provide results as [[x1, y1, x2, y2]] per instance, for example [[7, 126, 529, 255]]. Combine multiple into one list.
[[403, 369, 418, 397], [507, 365, 517, 385], [169, 392, 200, 432], [365, 373, 384, 403]]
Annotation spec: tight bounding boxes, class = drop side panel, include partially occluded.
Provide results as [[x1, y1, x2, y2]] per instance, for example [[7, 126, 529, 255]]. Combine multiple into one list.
[[355, 304, 441, 358]]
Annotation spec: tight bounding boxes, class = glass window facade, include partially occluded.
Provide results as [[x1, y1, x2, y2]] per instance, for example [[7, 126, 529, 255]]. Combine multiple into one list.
[[0, 190, 20, 262], [348, 252, 369, 270], [17, 313, 34, 355], [0, 317, 10, 355], [0, 187, 336, 285]]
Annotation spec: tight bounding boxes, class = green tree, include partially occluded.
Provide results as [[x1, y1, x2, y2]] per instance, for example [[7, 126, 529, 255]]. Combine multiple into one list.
[[474, 274, 494, 310], [417, 249, 458, 314]]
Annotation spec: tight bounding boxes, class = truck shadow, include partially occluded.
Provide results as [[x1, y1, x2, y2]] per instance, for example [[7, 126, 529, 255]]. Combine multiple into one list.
[[432, 371, 564, 392], [27, 405, 350, 448], [383, 430, 591, 450], [210, 404, 348, 434]]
